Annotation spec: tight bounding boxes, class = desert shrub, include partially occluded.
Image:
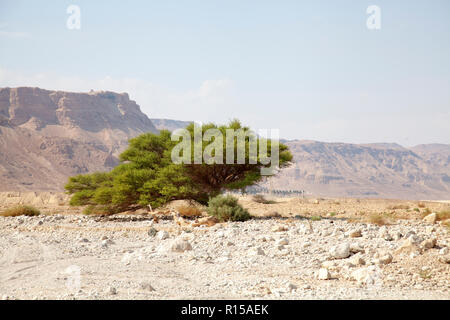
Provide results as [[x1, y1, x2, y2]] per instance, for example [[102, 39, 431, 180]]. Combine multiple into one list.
[[0, 205, 41, 217], [252, 194, 277, 204], [206, 195, 251, 222], [83, 205, 118, 216], [388, 204, 410, 210], [437, 210, 450, 221], [367, 213, 388, 226], [65, 120, 292, 213], [176, 205, 203, 217], [413, 208, 420, 212], [418, 202, 426, 208], [310, 216, 321, 221]]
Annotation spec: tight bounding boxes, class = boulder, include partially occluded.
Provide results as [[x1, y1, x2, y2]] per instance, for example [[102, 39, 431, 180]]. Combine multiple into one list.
[[329, 243, 351, 259]]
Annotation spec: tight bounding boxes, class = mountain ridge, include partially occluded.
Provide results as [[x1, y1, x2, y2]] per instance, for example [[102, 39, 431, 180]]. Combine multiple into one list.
[[0, 87, 448, 199]]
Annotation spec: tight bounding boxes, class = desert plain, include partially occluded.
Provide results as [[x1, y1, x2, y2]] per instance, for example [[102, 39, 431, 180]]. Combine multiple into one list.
[[0, 192, 449, 300]]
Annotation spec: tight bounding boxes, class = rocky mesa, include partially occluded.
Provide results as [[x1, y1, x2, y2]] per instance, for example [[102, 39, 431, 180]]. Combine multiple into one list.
[[0, 87, 158, 191]]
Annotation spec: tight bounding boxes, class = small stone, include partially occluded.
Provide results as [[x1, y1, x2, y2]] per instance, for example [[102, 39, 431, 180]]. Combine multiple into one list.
[[101, 239, 114, 248], [272, 225, 288, 232], [347, 229, 362, 238], [349, 254, 366, 266], [216, 231, 225, 238], [378, 226, 388, 237], [107, 286, 117, 295], [383, 234, 393, 241], [329, 243, 351, 259], [277, 238, 289, 246], [395, 238, 421, 255], [171, 239, 193, 252], [287, 283, 297, 291], [248, 247, 265, 256], [393, 232, 402, 241], [420, 238, 436, 250], [157, 230, 169, 240], [140, 282, 155, 291], [80, 238, 89, 243], [216, 256, 231, 263], [148, 227, 158, 237], [439, 247, 448, 255], [349, 243, 365, 254], [425, 226, 435, 234], [422, 212, 437, 224], [317, 268, 331, 280], [351, 267, 379, 285], [374, 252, 393, 265], [439, 255, 450, 264]]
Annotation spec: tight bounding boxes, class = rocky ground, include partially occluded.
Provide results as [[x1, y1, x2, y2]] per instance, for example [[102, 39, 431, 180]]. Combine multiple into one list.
[[0, 197, 449, 300]]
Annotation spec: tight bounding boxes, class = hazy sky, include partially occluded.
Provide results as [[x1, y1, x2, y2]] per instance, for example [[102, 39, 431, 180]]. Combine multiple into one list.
[[1, 0, 449, 146]]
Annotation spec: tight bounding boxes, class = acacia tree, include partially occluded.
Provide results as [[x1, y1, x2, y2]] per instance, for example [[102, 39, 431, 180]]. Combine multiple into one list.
[[65, 120, 292, 214]]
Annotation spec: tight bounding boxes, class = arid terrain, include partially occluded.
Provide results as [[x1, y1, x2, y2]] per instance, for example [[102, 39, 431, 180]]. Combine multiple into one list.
[[0, 193, 448, 300]]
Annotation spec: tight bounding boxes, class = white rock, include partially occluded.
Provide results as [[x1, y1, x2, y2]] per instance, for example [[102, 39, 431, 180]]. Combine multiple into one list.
[[349, 243, 365, 253], [422, 213, 437, 224], [248, 247, 265, 256], [171, 239, 193, 252], [317, 268, 331, 280], [272, 225, 288, 232], [374, 252, 393, 265], [297, 223, 313, 234], [439, 247, 449, 255], [420, 238, 436, 250], [351, 266, 380, 285], [157, 230, 169, 240], [329, 243, 351, 259], [277, 238, 289, 246], [348, 254, 366, 266], [101, 239, 114, 248], [378, 226, 388, 237]]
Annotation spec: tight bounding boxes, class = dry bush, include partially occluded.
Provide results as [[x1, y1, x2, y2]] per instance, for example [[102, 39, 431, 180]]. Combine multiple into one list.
[[388, 204, 410, 210], [418, 202, 426, 208], [366, 213, 389, 226], [0, 205, 41, 217], [176, 205, 203, 217], [437, 210, 450, 221], [252, 194, 277, 204], [442, 220, 450, 230]]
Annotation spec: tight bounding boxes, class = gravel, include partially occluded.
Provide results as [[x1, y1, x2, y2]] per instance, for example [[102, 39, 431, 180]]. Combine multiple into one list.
[[0, 214, 448, 300]]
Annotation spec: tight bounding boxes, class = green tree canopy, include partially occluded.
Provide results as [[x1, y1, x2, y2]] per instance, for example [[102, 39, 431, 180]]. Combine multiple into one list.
[[65, 120, 292, 213]]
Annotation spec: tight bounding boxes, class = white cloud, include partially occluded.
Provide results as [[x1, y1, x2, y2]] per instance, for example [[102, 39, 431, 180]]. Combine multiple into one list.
[[0, 67, 234, 122]]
